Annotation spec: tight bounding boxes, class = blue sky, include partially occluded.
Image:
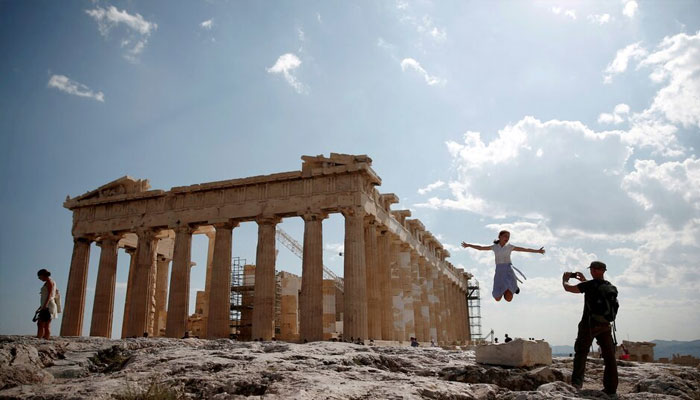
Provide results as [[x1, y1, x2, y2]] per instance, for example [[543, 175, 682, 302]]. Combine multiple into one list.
[[1, 0, 699, 345]]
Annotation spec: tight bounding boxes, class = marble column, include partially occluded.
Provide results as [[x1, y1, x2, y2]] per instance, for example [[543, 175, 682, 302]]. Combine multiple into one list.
[[411, 252, 424, 341], [458, 284, 466, 344], [322, 280, 336, 340], [121, 247, 136, 338], [390, 240, 404, 341], [299, 212, 326, 342], [207, 221, 237, 339], [147, 247, 159, 337], [417, 257, 430, 342], [252, 216, 280, 341], [449, 282, 458, 343], [439, 275, 451, 344], [457, 284, 465, 343], [342, 207, 367, 341], [426, 260, 438, 343], [165, 226, 194, 338], [154, 255, 171, 336], [364, 218, 381, 341], [124, 229, 158, 338], [201, 230, 215, 337], [435, 271, 447, 344], [60, 237, 92, 337], [90, 234, 120, 338], [399, 246, 415, 340], [377, 229, 393, 341]]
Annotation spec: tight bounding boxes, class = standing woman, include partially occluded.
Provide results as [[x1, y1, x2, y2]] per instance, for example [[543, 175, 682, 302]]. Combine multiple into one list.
[[36, 269, 58, 339], [461, 230, 545, 302]]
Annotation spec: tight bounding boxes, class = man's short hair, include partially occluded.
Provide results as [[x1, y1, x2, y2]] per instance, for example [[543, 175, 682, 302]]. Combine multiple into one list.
[[588, 261, 607, 271]]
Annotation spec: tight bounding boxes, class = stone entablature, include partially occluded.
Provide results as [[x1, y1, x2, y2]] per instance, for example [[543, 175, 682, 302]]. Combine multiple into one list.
[[60, 153, 471, 345]]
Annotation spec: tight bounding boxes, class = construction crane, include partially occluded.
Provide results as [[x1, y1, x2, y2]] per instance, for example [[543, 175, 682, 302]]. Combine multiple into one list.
[[275, 228, 344, 292]]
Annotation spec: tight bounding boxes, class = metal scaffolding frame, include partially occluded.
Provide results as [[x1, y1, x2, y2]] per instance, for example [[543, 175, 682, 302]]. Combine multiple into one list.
[[230, 256, 251, 330], [467, 278, 482, 342]]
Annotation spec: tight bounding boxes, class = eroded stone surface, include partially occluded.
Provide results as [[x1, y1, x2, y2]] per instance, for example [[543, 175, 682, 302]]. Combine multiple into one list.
[[1, 336, 698, 399]]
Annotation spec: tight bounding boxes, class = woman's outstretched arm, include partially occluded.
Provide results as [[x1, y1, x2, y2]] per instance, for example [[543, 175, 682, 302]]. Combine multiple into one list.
[[513, 246, 545, 254], [461, 242, 492, 251]]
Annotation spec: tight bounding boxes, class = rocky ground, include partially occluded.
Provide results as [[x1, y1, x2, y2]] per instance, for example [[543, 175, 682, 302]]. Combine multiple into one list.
[[1, 335, 698, 399]]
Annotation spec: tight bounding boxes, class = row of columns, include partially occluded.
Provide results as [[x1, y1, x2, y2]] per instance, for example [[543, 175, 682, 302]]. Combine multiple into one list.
[[61, 208, 469, 344]]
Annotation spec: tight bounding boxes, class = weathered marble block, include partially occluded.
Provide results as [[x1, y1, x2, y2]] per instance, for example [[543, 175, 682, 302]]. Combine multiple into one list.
[[476, 339, 552, 367]]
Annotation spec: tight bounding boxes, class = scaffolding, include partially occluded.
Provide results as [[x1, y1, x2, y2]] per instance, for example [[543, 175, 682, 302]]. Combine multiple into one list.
[[230, 256, 251, 335], [467, 278, 482, 342], [228, 256, 285, 339]]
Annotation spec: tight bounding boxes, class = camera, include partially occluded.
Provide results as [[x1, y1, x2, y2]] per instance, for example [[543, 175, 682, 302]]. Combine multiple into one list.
[[567, 272, 578, 279]]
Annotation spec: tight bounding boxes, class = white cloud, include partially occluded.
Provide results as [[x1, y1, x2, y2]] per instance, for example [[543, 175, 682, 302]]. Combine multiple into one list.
[[551, 7, 577, 20], [394, 6, 446, 46], [599, 32, 700, 156], [47, 74, 105, 102], [608, 217, 700, 288], [400, 58, 446, 86], [324, 243, 344, 254], [417, 180, 445, 195], [598, 103, 630, 124], [588, 14, 612, 25], [429, 27, 447, 41], [549, 247, 600, 271], [85, 6, 156, 36], [622, 1, 638, 18], [639, 31, 700, 129], [416, 16, 446, 42], [267, 53, 307, 94], [622, 158, 700, 221], [85, 6, 157, 62], [624, 111, 682, 156], [377, 37, 396, 52], [483, 220, 557, 248], [603, 42, 648, 83], [316, 12, 322, 24], [201, 19, 213, 30], [417, 117, 643, 232]]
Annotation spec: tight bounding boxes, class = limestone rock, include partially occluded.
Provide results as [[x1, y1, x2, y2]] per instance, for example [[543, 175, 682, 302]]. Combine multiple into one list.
[[1, 336, 700, 399], [476, 339, 552, 367]]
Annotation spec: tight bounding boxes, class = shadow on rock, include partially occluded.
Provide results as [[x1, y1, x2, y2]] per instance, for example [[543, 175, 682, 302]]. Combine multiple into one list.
[[439, 364, 566, 391]]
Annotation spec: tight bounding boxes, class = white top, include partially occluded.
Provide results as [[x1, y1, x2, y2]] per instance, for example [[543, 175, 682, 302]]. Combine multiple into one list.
[[491, 243, 514, 264], [40, 278, 58, 319]]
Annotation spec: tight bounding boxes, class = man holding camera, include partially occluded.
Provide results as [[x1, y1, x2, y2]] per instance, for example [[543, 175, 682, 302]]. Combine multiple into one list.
[[563, 261, 618, 396]]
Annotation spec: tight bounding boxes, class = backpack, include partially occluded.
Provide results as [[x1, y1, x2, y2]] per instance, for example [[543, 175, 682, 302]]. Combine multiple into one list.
[[586, 281, 619, 323]]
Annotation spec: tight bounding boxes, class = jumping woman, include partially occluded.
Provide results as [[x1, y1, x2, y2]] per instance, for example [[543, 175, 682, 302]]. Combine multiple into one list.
[[461, 230, 545, 302]]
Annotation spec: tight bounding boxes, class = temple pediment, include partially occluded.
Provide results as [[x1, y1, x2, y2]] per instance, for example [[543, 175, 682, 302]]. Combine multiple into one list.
[[65, 176, 151, 205]]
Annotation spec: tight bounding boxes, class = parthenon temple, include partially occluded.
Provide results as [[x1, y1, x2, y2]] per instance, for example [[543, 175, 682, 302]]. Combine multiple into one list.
[[60, 153, 472, 344]]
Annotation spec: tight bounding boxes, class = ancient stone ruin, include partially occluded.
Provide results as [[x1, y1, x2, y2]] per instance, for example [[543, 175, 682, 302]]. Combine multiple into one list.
[[60, 153, 471, 344]]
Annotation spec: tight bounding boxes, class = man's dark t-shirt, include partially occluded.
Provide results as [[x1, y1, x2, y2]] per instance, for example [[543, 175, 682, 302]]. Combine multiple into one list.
[[576, 279, 612, 324]]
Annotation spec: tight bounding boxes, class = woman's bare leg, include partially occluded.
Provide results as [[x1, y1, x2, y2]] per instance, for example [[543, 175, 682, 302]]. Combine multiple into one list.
[[37, 322, 48, 339], [36, 322, 42, 338], [43, 322, 51, 339]]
